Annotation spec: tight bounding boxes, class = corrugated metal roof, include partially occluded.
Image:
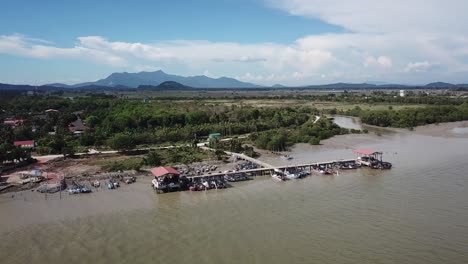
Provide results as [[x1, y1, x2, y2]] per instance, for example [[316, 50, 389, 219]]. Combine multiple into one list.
[[150, 166, 180, 177]]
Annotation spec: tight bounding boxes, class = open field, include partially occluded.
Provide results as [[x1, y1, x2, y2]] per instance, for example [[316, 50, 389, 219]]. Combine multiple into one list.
[[199, 99, 425, 110]]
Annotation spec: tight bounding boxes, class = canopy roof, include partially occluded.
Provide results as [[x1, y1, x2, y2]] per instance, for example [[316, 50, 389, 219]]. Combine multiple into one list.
[[150, 166, 180, 177], [14, 140, 35, 146], [354, 149, 382, 155]]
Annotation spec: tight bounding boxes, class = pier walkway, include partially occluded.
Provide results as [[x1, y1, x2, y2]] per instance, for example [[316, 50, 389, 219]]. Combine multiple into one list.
[[186, 158, 356, 180], [187, 144, 356, 180]]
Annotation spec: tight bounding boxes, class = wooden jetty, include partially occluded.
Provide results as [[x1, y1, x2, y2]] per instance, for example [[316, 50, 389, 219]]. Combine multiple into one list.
[[186, 156, 356, 181]]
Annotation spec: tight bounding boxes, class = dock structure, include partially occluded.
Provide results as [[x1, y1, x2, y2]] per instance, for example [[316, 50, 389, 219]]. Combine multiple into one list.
[[185, 158, 356, 181], [186, 145, 369, 181]]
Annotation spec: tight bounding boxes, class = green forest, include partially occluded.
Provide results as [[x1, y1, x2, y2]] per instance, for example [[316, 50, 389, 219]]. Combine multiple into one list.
[[1, 92, 468, 162]]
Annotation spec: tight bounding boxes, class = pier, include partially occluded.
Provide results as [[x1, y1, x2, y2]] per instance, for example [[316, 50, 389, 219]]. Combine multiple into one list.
[[186, 155, 356, 180], [185, 146, 390, 181]]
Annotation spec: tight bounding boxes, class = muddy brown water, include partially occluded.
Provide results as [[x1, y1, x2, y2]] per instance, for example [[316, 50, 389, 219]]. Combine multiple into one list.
[[1, 122, 468, 264]]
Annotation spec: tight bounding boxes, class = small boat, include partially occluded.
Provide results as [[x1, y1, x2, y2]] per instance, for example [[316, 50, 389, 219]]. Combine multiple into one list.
[[68, 187, 81, 194], [80, 186, 92, 193], [284, 171, 300, 180], [107, 182, 115, 189], [68, 185, 92, 194], [319, 169, 334, 175], [298, 170, 309, 178], [201, 179, 210, 189], [215, 179, 227, 189], [272, 173, 286, 181], [371, 161, 392, 169], [280, 155, 293, 160]]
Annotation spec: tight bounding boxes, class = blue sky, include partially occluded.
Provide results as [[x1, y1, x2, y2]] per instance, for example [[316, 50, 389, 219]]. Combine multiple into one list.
[[1, 0, 468, 85]]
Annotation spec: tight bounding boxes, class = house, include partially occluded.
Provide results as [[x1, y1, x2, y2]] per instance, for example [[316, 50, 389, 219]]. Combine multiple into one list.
[[399, 90, 406, 97], [68, 118, 87, 135], [45, 109, 59, 113], [150, 166, 181, 192], [4, 119, 24, 127], [14, 140, 35, 148]]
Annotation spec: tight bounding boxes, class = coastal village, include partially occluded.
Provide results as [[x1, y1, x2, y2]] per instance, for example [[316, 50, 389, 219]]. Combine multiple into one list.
[[0, 105, 393, 196]]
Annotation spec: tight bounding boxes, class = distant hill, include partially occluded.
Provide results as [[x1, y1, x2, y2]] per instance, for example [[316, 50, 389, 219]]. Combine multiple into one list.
[[138, 81, 192, 90], [48, 70, 260, 88], [425, 82, 456, 88], [272, 84, 286, 88], [47, 83, 73, 88]]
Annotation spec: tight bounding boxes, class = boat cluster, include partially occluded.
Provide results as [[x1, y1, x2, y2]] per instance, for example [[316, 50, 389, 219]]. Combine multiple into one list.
[[67, 176, 136, 194], [189, 176, 228, 191], [224, 172, 252, 182], [235, 162, 258, 170], [68, 182, 92, 194], [358, 157, 392, 169], [272, 168, 310, 181]]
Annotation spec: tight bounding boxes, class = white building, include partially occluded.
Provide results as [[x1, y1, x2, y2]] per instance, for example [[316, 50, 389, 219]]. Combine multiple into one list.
[[399, 90, 406, 97]]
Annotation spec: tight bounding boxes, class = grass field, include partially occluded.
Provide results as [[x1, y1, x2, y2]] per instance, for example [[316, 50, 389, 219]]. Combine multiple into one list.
[[200, 99, 424, 111]]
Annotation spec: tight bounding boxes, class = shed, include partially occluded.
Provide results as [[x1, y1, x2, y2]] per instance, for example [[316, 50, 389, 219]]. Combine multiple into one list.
[[209, 133, 221, 139]]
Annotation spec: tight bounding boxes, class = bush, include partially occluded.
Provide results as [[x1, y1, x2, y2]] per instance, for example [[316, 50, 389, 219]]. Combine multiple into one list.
[[309, 137, 320, 145], [102, 158, 143, 171]]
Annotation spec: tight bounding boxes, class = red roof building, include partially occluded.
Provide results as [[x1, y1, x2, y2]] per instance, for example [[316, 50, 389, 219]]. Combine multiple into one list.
[[150, 166, 180, 177], [4, 119, 24, 127], [14, 140, 35, 148]]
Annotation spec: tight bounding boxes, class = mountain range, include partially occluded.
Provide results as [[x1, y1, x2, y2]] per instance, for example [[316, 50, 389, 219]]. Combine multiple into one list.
[[48, 70, 259, 88], [1, 69, 468, 91]]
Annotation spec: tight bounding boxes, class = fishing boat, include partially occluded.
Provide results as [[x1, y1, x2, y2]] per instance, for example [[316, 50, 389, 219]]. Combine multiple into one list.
[[272, 169, 287, 181], [201, 179, 210, 189], [107, 181, 115, 189], [68, 185, 92, 194], [319, 168, 334, 175], [371, 161, 392, 169], [272, 173, 286, 181], [284, 170, 301, 180]]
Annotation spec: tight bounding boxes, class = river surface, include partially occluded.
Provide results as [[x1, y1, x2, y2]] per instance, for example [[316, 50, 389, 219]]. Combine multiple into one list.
[[1, 121, 468, 264]]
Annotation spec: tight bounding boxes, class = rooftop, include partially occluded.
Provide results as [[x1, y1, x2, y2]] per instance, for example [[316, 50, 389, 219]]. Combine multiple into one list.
[[14, 140, 35, 146], [150, 166, 180, 177]]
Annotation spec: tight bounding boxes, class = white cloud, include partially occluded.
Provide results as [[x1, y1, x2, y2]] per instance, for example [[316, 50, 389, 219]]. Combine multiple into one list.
[[364, 56, 393, 68], [266, 0, 468, 35], [404, 61, 434, 73], [0, 35, 127, 67]]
